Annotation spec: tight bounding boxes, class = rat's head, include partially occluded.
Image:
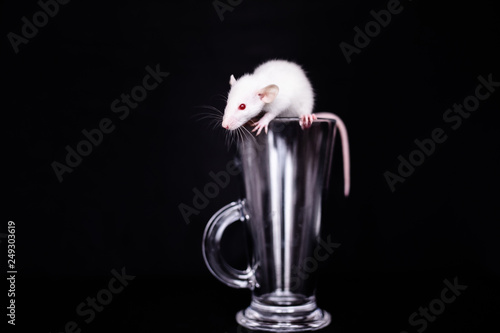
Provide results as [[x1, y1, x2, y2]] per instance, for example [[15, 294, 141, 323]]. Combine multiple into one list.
[[222, 74, 279, 130]]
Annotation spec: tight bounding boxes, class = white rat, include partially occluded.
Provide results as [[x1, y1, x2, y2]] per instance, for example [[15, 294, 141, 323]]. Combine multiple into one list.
[[221, 59, 351, 196]]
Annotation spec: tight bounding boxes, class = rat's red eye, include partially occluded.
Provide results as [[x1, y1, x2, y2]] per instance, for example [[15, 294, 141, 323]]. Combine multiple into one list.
[[238, 103, 246, 110]]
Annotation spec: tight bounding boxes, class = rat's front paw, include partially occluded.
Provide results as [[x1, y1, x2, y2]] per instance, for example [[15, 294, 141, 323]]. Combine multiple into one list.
[[251, 120, 269, 136], [299, 114, 317, 129]]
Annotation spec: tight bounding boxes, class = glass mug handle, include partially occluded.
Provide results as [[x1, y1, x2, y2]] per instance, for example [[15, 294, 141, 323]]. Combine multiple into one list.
[[202, 199, 258, 290]]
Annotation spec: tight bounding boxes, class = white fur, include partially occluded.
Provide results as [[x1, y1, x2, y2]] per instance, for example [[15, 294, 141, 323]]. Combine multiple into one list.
[[222, 59, 314, 130], [253, 60, 314, 117]]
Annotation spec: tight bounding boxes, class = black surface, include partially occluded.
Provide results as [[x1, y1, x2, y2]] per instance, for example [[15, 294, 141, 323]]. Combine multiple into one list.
[[2, 0, 500, 332]]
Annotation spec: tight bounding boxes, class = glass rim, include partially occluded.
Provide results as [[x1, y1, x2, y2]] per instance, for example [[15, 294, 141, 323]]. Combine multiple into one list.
[[272, 117, 336, 122]]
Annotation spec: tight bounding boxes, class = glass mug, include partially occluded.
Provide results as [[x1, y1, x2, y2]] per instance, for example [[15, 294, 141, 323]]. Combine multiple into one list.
[[202, 118, 339, 332]]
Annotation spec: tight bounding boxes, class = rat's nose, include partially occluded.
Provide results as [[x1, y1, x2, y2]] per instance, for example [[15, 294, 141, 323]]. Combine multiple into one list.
[[222, 120, 229, 129]]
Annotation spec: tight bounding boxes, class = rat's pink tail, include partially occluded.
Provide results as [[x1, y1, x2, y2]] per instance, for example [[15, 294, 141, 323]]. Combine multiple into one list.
[[314, 112, 351, 197]]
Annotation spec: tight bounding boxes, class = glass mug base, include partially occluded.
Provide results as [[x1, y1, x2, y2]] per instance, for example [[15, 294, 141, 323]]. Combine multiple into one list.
[[236, 292, 331, 332]]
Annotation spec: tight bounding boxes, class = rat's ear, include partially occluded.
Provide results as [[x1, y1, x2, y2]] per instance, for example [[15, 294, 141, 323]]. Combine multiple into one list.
[[229, 75, 236, 86], [258, 84, 279, 103]]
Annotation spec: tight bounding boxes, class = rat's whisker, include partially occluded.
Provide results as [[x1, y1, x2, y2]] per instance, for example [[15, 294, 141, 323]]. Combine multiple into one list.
[[228, 130, 237, 148], [232, 131, 237, 146], [224, 130, 230, 148], [232, 129, 238, 145], [191, 106, 224, 127], [192, 112, 223, 132], [215, 94, 228, 102], [206, 118, 218, 130], [241, 125, 257, 144], [234, 128, 241, 144], [193, 113, 222, 121], [210, 119, 222, 131], [193, 105, 224, 115], [237, 127, 246, 144], [237, 127, 244, 144], [208, 93, 228, 103], [191, 105, 225, 131]]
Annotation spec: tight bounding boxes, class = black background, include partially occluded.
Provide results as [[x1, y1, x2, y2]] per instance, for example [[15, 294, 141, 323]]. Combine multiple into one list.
[[3, 0, 500, 332]]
